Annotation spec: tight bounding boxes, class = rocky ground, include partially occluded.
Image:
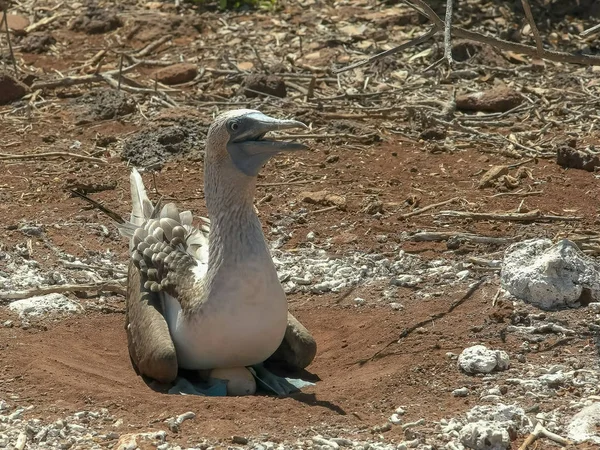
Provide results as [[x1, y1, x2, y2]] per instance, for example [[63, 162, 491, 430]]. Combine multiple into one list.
[[1, 0, 600, 449]]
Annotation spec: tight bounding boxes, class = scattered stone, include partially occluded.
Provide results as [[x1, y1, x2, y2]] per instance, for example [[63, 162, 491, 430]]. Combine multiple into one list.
[[0, 74, 30, 105], [456, 87, 522, 113], [501, 239, 600, 310], [243, 74, 287, 98], [71, 7, 122, 34], [391, 274, 421, 288], [306, 231, 316, 241], [566, 403, 600, 444], [459, 421, 510, 450], [589, 302, 600, 313], [326, 154, 339, 163], [419, 127, 447, 141], [453, 387, 470, 397], [298, 191, 347, 209], [556, 146, 600, 172], [21, 32, 56, 53], [9, 293, 82, 318], [389, 302, 403, 311], [458, 345, 510, 374], [232, 435, 249, 445], [154, 63, 198, 85], [0, 13, 30, 36], [479, 165, 509, 189]]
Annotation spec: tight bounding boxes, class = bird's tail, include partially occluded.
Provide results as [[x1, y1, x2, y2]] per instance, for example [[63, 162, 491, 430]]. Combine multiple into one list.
[[117, 168, 155, 239]]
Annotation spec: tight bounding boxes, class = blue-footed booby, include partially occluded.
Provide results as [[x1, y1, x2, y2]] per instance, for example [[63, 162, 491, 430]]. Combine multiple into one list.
[[121, 110, 317, 396]]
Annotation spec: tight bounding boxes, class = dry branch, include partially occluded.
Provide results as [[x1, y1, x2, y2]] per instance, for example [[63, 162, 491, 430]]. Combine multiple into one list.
[[520, 0, 543, 56], [336, 0, 600, 73], [437, 209, 582, 222], [0, 281, 127, 301], [409, 231, 517, 245], [399, 196, 460, 219], [0, 152, 108, 164], [518, 423, 571, 450]]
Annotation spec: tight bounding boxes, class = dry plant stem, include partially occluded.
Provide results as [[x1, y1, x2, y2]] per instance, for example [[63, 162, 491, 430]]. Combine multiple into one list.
[[438, 209, 581, 222], [360, 277, 487, 364], [346, 0, 600, 71], [2, 3, 17, 74], [0, 281, 127, 301], [399, 196, 459, 219], [443, 0, 454, 65], [333, 26, 438, 73], [0, 152, 107, 164], [520, 0, 544, 56], [24, 12, 67, 33], [581, 22, 600, 37], [518, 423, 571, 450], [134, 35, 172, 58], [31, 62, 142, 90], [409, 231, 516, 245]]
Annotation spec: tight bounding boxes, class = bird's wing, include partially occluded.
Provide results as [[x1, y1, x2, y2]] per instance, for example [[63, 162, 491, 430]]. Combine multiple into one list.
[[120, 169, 210, 383], [129, 203, 209, 300]]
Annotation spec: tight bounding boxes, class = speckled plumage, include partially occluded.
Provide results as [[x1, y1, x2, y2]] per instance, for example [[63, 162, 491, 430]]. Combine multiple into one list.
[[121, 110, 316, 388]]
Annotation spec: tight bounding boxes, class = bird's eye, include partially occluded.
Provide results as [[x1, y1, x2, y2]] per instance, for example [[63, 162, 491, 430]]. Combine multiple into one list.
[[230, 122, 239, 131]]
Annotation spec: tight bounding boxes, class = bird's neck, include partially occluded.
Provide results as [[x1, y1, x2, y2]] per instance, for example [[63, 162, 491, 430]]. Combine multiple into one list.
[[204, 163, 270, 275]]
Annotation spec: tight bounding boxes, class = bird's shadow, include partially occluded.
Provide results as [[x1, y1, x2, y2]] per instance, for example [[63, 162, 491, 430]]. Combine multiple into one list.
[[136, 363, 344, 414]]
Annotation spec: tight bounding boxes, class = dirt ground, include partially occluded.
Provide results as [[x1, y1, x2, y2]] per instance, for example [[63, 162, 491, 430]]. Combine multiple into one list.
[[1, 0, 600, 449]]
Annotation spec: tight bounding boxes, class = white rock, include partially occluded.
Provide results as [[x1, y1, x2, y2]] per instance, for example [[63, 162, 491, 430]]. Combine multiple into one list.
[[500, 239, 600, 310], [452, 387, 469, 397], [458, 345, 510, 374], [589, 302, 600, 313], [9, 293, 82, 318], [459, 421, 510, 450], [566, 402, 600, 444]]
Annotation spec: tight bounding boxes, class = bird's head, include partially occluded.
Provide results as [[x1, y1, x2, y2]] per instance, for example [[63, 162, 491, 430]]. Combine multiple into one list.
[[205, 109, 308, 177]]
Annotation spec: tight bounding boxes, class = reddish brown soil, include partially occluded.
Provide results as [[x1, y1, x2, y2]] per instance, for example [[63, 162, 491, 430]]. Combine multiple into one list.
[[1, 0, 599, 448]]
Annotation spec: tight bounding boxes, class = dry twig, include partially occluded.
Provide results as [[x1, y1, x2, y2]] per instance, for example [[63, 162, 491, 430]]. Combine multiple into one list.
[[0, 281, 127, 301], [438, 209, 581, 222], [399, 196, 460, 219], [0, 151, 108, 164], [518, 423, 571, 450]]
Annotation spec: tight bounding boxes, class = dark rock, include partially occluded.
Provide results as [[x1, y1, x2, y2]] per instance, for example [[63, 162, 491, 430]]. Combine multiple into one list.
[[456, 87, 523, 113], [0, 74, 30, 105], [71, 7, 122, 34], [556, 146, 600, 172], [420, 127, 446, 141], [122, 117, 206, 169], [75, 89, 135, 123], [154, 63, 198, 85], [243, 74, 287, 98], [21, 32, 56, 54]]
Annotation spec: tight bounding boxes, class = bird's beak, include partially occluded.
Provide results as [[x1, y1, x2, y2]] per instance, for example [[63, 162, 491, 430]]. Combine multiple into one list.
[[227, 112, 309, 176]]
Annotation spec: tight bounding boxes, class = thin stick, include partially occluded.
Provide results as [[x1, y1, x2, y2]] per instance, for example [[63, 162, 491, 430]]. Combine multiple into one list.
[[333, 26, 438, 73], [437, 209, 581, 222], [520, 0, 544, 56], [2, 3, 17, 74], [133, 35, 172, 58], [359, 277, 487, 364], [117, 53, 124, 91], [336, 0, 600, 72], [0, 281, 127, 301], [518, 423, 571, 450], [399, 197, 460, 219], [409, 231, 516, 245], [581, 22, 600, 37], [443, 0, 454, 65], [0, 151, 107, 164]]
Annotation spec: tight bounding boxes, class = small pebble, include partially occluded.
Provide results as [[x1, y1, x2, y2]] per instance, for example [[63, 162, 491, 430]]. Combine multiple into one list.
[[232, 435, 249, 445], [452, 387, 469, 397]]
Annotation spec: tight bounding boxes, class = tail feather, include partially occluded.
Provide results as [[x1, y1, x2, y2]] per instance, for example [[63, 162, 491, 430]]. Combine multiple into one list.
[[130, 168, 154, 226]]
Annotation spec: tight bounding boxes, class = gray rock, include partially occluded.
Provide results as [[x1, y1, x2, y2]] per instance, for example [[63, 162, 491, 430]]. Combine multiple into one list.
[[459, 421, 510, 450], [452, 387, 470, 397], [567, 402, 600, 444], [9, 293, 82, 318], [500, 239, 600, 310], [458, 345, 510, 374]]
